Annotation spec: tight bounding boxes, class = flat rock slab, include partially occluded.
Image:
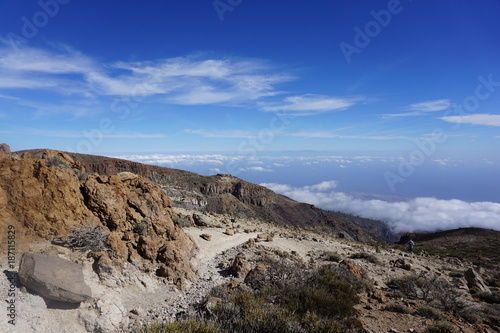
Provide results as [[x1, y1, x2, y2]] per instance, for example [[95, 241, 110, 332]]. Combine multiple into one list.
[[19, 253, 92, 303]]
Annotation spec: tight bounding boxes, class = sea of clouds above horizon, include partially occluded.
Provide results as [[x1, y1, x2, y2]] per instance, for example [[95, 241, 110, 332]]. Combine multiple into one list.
[[113, 153, 500, 233], [261, 181, 500, 233]]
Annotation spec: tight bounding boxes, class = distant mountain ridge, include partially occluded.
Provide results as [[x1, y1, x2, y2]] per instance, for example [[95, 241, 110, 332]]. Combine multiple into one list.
[[18, 149, 393, 242]]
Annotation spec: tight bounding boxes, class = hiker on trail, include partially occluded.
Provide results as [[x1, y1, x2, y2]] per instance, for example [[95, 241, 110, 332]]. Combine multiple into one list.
[[407, 238, 415, 253]]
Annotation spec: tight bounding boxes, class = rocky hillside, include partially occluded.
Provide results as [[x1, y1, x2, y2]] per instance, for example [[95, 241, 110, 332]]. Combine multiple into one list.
[[1, 144, 499, 332], [18, 150, 393, 242]]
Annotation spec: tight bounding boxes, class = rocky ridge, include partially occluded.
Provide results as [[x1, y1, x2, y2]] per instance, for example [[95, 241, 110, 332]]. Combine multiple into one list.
[[57, 151, 393, 242]]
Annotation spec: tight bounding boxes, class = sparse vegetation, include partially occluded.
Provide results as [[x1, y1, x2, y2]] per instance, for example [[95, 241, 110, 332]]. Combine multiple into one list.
[[416, 305, 442, 320], [135, 257, 367, 333], [387, 274, 461, 312], [205, 261, 364, 332], [131, 319, 222, 333], [321, 250, 342, 262], [425, 322, 457, 333], [384, 303, 410, 314], [349, 252, 379, 264]]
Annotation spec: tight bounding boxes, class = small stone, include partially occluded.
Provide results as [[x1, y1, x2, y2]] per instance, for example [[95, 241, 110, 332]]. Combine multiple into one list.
[[224, 229, 235, 236], [200, 233, 212, 241]]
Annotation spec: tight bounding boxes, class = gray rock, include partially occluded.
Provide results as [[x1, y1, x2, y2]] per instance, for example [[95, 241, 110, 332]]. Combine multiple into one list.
[[19, 253, 92, 303], [193, 213, 210, 227], [464, 267, 491, 293]]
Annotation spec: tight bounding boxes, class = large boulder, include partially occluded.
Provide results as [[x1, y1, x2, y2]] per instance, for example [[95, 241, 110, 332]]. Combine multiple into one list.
[[18, 253, 92, 303], [231, 255, 252, 278], [464, 268, 491, 293], [193, 213, 211, 227]]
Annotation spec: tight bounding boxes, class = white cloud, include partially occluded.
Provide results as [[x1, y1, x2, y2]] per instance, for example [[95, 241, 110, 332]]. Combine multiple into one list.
[[290, 131, 413, 141], [308, 180, 338, 191], [383, 99, 451, 118], [185, 129, 259, 138], [408, 99, 451, 112], [0, 45, 293, 108], [0, 46, 94, 74], [239, 166, 274, 172], [262, 94, 360, 115], [440, 114, 500, 127], [261, 181, 500, 233]]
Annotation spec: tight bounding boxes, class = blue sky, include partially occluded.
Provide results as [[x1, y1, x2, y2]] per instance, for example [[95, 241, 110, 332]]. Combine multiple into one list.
[[1, 1, 500, 231]]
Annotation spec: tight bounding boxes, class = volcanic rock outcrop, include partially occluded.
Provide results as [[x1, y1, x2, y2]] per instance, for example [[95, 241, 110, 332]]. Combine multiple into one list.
[[0, 150, 197, 284]]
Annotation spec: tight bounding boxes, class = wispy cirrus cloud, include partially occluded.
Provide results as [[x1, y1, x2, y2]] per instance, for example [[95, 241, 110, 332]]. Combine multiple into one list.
[[0, 44, 293, 108], [6, 128, 165, 139], [185, 129, 260, 138], [290, 131, 414, 141], [261, 94, 361, 116], [407, 99, 451, 112], [440, 114, 500, 127], [383, 99, 451, 118]]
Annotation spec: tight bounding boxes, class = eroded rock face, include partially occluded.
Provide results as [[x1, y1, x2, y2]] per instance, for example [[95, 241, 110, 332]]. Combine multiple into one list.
[[0, 152, 100, 238], [81, 173, 198, 283], [19, 253, 92, 303], [0, 152, 198, 285]]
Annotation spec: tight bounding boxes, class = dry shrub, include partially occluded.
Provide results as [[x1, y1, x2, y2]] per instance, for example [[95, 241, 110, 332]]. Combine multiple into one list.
[[322, 251, 342, 262], [205, 258, 365, 332], [425, 322, 457, 333], [387, 274, 460, 311], [67, 225, 108, 252], [384, 303, 410, 314], [349, 252, 380, 264], [416, 305, 442, 320], [131, 319, 222, 333]]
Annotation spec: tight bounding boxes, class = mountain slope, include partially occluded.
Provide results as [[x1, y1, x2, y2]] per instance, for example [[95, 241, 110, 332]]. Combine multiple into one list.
[[19, 150, 393, 242]]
